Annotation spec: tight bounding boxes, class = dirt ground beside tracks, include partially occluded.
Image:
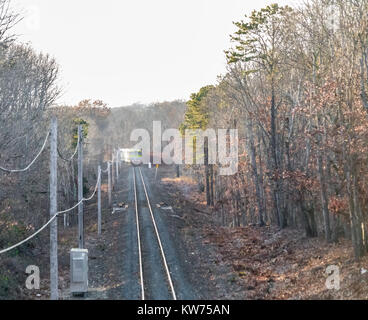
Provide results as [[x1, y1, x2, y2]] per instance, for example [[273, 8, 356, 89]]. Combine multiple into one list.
[[158, 167, 368, 300], [4, 164, 368, 300]]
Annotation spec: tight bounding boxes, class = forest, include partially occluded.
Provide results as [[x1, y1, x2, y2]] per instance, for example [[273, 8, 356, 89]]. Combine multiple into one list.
[[0, 0, 368, 300], [180, 0, 368, 260]]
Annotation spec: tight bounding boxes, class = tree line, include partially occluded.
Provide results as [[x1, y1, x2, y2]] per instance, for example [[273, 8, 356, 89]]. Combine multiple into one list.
[[0, 0, 111, 263], [181, 0, 368, 259]]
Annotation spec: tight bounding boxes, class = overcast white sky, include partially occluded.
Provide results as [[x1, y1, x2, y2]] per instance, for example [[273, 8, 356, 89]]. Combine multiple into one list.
[[12, 0, 296, 108]]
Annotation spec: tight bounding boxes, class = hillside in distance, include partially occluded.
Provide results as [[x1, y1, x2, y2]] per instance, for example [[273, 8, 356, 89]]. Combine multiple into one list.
[[88, 100, 187, 158]]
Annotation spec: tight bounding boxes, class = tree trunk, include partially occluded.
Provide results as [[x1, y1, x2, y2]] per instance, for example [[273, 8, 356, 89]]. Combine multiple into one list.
[[247, 120, 265, 226], [204, 138, 210, 206], [210, 164, 214, 206], [346, 157, 365, 259], [317, 154, 331, 242], [270, 85, 284, 228]]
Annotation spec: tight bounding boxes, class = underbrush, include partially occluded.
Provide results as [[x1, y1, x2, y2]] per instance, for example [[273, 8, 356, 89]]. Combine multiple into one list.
[[0, 268, 17, 298], [0, 221, 34, 257], [0, 218, 37, 299]]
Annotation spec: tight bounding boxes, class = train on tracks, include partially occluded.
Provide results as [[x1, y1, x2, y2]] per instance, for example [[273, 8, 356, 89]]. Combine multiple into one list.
[[119, 149, 166, 166], [120, 148, 143, 165]]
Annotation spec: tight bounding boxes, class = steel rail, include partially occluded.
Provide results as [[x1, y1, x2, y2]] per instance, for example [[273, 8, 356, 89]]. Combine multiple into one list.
[[137, 167, 177, 300], [133, 167, 145, 300]]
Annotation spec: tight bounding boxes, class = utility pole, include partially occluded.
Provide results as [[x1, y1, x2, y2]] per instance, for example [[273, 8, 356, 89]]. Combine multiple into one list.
[[25, 134, 29, 219], [155, 164, 159, 181], [50, 117, 58, 300], [107, 161, 112, 207], [116, 149, 119, 181], [78, 125, 84, 249], [111, 152, 115, 191], [97, 165, 102, 235]]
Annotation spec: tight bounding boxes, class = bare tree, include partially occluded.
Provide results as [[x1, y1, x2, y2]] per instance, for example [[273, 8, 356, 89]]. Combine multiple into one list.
[[0, 0, 21, 46]]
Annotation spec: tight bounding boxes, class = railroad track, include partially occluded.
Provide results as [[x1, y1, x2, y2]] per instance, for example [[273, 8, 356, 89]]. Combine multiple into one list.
[[133, 167, 177, 300]]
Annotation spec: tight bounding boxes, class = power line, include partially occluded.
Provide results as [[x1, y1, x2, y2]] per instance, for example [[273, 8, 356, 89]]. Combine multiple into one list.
[[0, 132, 50, 173], [57, 132, 80, 162], [0, 171, 101, 255]]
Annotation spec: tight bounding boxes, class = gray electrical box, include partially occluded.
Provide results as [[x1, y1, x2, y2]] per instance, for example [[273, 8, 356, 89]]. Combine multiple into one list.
[[70, 248, 88, 296]]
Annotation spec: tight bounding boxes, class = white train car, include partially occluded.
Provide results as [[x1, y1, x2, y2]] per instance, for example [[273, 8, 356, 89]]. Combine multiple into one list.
[[120, 148, 143, 165]]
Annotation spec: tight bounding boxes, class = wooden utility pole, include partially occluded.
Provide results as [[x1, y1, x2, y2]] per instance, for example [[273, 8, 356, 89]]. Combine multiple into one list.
[[108, 161, 112, 207], [205, 138, 210, 206], [116, 149, 119, 181], [78, 125, 84, 249], [97, 165, 102, 235], [111, 152, 115, 190], [155, 165, 159, 181], [49, 117, 58, 300]]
